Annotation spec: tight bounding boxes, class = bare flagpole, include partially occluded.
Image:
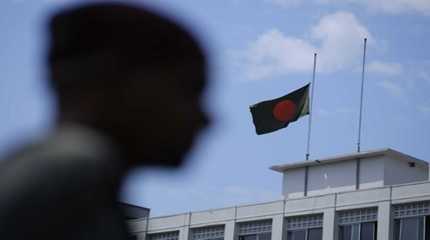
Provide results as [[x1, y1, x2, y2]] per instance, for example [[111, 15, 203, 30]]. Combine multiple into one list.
[[306, 53, 317, 160], [357, 38, 368, 153]]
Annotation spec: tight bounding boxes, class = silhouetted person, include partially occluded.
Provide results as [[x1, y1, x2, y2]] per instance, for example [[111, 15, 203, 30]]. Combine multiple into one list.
[[0, 3, 208, 240]]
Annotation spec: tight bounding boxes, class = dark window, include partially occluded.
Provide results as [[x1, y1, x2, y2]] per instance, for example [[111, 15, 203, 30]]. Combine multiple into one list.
[[239, 233, 270, 240], [397, 217, 423, 240], [287, 230, 306, 240], [258, 232, 271, 240], [360, 222, 376, 240], [426, 216, 430, 240], [394, 220, 400, 240], [239, 235, 256, 240], [285, 214, 323, 240], [191, 225, 225, 240], [339, 225, 352, 240], [402, 218, 420, 240], [287, 228, 322, 240], [237, 219, 272, 240], [339, 223, 376, 240], [351, 224, 359, 240], [147, 231, 179, 240], [308, 228, 322, 240], [393, 201, 430, 240], [394, 217, 428, 240]]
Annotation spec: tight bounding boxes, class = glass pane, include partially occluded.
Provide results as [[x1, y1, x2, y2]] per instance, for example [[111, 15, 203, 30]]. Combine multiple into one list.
[[339, 225, 351, 240], [360, 222, 375, 240], [308, 228, 322, 240], [425, 216, 430, 240], [351, 224, 360, 240], [419, 217, 424, 240], [394, 220, 400, 240], [239, 235, 257, 240], [257, 232, 271, 240], [287, 230, 306, 240], [287, 231, 293, 240], [401, 217, 423, 240]]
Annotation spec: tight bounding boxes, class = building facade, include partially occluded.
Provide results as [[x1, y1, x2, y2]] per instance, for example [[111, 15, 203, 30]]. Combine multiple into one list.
[[128, 149, 430, 240]]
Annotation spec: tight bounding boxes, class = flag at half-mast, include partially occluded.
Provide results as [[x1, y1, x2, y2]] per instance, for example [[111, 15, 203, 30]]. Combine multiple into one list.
[[250, 84, 310, 135]]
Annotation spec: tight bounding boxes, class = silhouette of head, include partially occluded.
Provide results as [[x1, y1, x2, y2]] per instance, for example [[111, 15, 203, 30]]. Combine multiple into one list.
[[47, 3, 209, 167]]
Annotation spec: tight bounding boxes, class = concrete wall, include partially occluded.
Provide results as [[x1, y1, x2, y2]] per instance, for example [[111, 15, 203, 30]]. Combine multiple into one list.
[[359, 157, 384, 189], [384, 156, 428, 186], [307, 160, 356, 197], [282, 155, 428, 199], [147, 214, 189, 232], [283, 168, 305, 198], [190, 208, 235, 227], [131, 181, 430, 240]]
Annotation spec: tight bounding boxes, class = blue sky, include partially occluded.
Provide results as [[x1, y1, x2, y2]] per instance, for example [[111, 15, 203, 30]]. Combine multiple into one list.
[[1, 0, 430, 216]]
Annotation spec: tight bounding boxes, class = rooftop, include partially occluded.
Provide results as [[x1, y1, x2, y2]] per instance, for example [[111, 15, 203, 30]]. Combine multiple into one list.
[[270, 148, 428, 173]]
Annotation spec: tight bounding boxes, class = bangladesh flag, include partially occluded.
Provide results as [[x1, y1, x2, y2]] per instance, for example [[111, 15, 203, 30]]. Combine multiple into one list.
[[250, 84, 310, 135]]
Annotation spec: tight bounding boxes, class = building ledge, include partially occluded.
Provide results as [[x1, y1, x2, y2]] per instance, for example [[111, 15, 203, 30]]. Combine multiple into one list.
[[270, 148, 427, 172]]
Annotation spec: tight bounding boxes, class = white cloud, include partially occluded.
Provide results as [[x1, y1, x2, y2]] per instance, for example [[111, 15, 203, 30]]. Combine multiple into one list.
[[377, 80, 405, 97], [312, 12, 371, 72], [239, 11, 372, 80], [243, 29, 316, 79], [367, 61, 403, 76]]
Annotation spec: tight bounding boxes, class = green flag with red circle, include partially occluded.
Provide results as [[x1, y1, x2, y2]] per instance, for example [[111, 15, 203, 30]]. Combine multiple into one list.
[[250, 84, 310, 135]]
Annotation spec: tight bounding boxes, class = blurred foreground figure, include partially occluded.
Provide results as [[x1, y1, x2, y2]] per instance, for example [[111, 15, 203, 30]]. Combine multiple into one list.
[[0, 3, 208, 239]]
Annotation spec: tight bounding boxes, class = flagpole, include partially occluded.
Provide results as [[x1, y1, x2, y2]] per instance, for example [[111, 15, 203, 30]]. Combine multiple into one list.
[[357, 38, 367, 153], [306, 53, 317, 160]]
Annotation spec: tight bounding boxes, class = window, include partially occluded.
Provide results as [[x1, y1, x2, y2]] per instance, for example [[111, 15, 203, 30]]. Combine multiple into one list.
[[393, 201, 430, 219], [360, 222, 376, 240], [393, 201, 430, 240], [308, 228, 322, 240], [147, 231, 179, 240], [287, 229, 306, 240], [191, 225, 225, 240], [337, 208, 377, 240], [339, 224, 351, 240], [285, 214, 323, 240], [237, 219, 272, 240]]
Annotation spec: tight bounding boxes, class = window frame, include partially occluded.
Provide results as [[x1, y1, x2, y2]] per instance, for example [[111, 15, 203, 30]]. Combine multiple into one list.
[[190, 225, 225, 240], [237, 219, 272, 240]]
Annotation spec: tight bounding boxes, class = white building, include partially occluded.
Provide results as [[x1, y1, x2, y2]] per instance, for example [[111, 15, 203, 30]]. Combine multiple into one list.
[[128, 148, 430, 240]]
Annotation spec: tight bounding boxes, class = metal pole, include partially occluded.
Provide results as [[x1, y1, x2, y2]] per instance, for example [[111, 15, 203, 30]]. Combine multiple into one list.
[[306, 53, 317, 160], [357, 38, 367, 153]]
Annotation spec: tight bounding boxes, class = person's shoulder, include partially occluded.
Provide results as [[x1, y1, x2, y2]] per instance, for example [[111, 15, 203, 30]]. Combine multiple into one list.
[[0, 131, 110, 181], [0, 125, 122, 204], [0, 138, 97, 201], [0, 126, 124, 238]]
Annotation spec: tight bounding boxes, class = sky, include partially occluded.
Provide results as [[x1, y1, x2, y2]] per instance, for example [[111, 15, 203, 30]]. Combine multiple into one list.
[[1, 0, 430, 216]]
